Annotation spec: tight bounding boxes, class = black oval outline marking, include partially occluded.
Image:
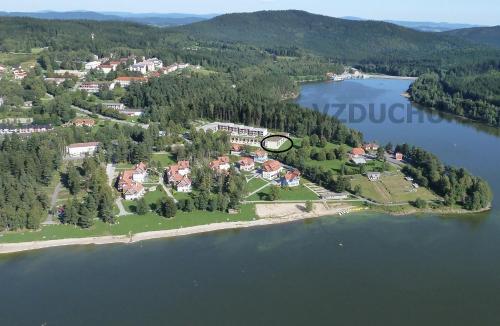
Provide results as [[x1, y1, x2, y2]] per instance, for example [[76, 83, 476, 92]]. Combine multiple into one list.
[[260, 135, 294, 153]]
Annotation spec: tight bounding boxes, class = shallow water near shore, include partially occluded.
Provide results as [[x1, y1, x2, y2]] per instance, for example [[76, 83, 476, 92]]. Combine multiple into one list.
[[1, 79, 499, 325]]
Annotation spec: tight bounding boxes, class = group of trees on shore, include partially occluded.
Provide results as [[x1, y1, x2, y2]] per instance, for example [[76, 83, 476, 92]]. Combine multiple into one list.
[[0, 133, 63, 230], [61, 156, 116, 227], [410, 73, 500, 127], [396, 144, 492, 210]]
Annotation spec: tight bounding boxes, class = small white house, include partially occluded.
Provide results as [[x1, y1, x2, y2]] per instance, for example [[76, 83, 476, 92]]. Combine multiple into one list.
[[66, 142, 100, 157]]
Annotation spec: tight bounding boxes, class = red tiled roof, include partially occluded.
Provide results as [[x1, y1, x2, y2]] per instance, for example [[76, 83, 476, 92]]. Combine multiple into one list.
[[178, 177, 192, 187], [351, 147, 366, 156], [254, 149, 267, 157], [284, 169, 301, 181], [239, 157, 254, 166], [231, 143, 243, 151], [263, 160, 281, 172], [118, 170, 144, 194]]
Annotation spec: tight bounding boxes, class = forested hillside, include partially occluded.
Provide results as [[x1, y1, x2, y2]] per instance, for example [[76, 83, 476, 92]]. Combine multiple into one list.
[[409, 72, 500, 126], [177, 10, 500, 76], [444, 26, 500, 48]]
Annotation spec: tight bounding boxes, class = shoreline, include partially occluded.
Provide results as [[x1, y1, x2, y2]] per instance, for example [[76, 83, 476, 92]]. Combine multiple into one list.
[[0, 204, 360, 255], [0, 201, 490, 255]]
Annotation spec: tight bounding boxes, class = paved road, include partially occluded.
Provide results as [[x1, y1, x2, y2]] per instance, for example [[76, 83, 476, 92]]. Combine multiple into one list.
[[160, 179, 178, 203], [42, 182, 62, 225]]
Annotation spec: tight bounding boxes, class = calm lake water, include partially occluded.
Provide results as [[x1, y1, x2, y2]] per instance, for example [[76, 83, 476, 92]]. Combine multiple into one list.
[[1, 79, 499, 326]]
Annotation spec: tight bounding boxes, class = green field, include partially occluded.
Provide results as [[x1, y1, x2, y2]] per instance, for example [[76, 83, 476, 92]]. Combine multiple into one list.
[[123, 189, 167, 213], [245, 177, 269, 194], [0, 204, 257, 243], [0, 52, 37, 67], [350, 173, 439, 204], [151, 152, 176, 167]]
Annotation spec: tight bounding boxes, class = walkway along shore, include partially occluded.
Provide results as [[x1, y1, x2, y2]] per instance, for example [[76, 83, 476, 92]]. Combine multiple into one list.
[[0, 204, 360, 254]]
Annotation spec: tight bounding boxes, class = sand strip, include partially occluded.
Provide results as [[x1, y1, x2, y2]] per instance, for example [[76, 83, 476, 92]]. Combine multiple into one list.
[[0, 203, 357, 254]]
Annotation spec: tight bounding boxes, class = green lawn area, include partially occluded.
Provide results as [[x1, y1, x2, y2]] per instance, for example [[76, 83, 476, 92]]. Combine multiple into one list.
[[350, 172, 439, 204], [0, 52, 36, 67], [123, 189, 167, 213], [245, 177, 269, 194], [247, 183, 318, 201], [173, 191, 193, 201], [151, 152, 176, 167], [116, 163, 134, 169], [0, 203, 257, 244]]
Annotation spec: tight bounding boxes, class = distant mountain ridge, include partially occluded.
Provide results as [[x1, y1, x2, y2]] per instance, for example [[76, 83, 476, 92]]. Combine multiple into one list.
[[342, 16, 483, 32], [444, 26, 500, 48], [177, 10, 474, 61], [0, 10, 212, 26]]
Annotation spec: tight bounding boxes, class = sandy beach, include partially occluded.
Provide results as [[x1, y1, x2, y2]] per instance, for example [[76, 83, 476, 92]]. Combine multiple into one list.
[[0, 203, 358, 254]]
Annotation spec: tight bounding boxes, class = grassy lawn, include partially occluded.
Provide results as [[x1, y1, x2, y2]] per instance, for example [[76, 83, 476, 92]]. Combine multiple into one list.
[[247, 183, 318, 201], [350, 173, 439, 204], [173, 191, 193, 201], [0, 52, 36, 67], [0, 204, 257, 243], [151, 152, 176, 167], [115, 163, 134, 169], [123, 189, 168, 213], [245, 178, 269, 194]]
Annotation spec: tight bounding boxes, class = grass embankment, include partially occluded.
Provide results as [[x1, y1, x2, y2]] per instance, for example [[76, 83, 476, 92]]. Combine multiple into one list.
[[0, 203, 257, 244], [350, 172, 438, 204]]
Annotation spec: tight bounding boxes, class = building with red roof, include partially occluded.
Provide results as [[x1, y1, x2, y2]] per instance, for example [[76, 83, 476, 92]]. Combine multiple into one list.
[[281, 169, 301, 187], [238, 157, 255, 172], [261, 160, 282, 180]]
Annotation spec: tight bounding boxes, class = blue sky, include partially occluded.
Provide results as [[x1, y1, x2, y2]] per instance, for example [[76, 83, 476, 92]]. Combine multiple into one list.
[[1, 0, 499, 25]]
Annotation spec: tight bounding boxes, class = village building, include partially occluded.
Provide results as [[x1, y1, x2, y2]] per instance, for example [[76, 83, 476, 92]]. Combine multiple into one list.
[[367, 172, 381, 181], [13, 69, 27, 80], [98, 64, 115, 74], [0, 97, 4, 107], [23, 101, 33, 108], [0, 124, 53, 135], [238, 157, 255, 172], [84, 61, 101, 70], [351, 147, 366, 157], [231, 143, 243, 155], [395, 152, 404, 161], [72, 118, 95, 127], [66, 142, 100, 157], [121, 109, 144, 117], [199, 122, 268, 147], [263, 134, 289, 150], [44, 77, 68, 85], [281, 169, 301, 187], [103, 102, 125, 111], [253, 149, 269, 163], [350, 147, 367, 164], [113, 76, 148, 88], [117, 163, 148, 200], [166, 161, 192, 192], [209, 156, 231, 172], [363, 143, 380, 152], [129, 63, 148, 74], [261, 160, 282, 180], [176, 177, 192, 193], [79, 82, 101, 93]]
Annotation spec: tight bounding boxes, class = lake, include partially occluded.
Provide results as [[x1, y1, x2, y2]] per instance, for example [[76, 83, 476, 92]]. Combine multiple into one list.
[[1, 79, 499, 325]]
